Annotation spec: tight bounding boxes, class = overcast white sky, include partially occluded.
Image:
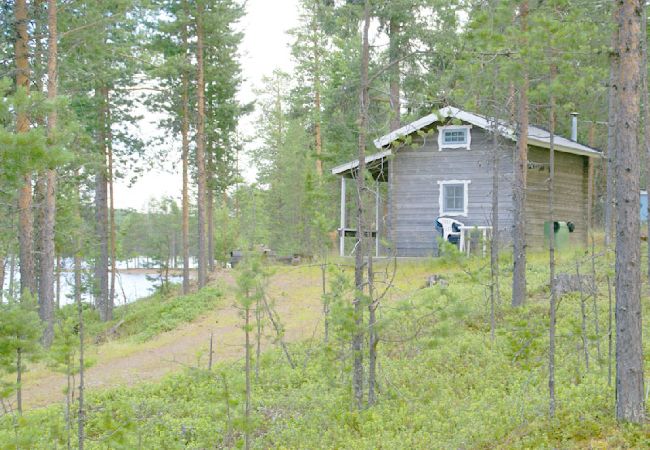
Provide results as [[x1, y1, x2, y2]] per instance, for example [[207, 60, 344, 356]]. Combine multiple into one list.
[[113, 0, 301, 210]]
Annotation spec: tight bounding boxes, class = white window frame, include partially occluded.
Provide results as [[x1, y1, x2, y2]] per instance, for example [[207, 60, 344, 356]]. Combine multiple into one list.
[[437, 125, 472, 150], [437, 180, 471, 217]]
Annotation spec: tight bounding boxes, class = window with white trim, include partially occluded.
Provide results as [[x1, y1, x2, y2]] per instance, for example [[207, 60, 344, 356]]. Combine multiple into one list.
[[437, 125, 472, 150], [437, 180, 471, 217]]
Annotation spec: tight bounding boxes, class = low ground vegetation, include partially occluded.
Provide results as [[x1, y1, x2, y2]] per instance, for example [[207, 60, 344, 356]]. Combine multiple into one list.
[[2, 248, 649, 448]]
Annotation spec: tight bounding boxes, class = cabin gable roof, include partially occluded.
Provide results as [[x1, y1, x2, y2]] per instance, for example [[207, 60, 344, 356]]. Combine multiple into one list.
[[332, 106, 601, 177], [375, 106, 601, 157]]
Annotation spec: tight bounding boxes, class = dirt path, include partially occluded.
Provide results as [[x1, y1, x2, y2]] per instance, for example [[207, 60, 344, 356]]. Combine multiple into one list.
[[21, 267, 324, 410]]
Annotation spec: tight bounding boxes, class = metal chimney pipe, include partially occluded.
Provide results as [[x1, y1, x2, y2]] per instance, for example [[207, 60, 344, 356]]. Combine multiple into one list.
[[570, 112, 579, 141]]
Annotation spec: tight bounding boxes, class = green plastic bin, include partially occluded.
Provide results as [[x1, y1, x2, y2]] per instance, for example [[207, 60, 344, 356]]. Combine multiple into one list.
[[544, 221, 574, 249]]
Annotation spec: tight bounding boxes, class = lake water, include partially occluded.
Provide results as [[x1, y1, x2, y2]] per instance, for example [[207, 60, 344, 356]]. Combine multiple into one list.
[[2, 266, 182, 306]]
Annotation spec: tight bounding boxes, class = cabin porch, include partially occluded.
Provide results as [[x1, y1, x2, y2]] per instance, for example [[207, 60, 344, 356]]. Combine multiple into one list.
[[332, 151, 390, 258]]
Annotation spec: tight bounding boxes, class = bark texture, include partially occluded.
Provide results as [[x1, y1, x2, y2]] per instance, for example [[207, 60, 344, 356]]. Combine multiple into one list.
[[613, 0, 645, 424], [511, 0, 529, 307], [94, 88, 110, 321], [195, 0, 208, 288], [642, 4, 650, 281], [181, 0, 191, 294], [605, 11, 619, 248], [548, 63, 557, 418], [38, 0, 59, 346], [15, 0, 35, 297], [352, 0, 371, 411], [311, 6, 323, 177]]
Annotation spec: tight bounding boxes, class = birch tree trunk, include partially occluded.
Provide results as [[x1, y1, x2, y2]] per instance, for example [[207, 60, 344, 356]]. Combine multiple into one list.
[[15, 0, 35, 297], [195, 0, 208, 288], [511, 0, 529, 307], [613, 0, 645, 424], [39, 0, 58, 346], [352, 0, 371, 411]]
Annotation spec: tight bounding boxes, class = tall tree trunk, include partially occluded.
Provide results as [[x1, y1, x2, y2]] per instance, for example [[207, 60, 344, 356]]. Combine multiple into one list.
[[56, 255, 61, 309], [490, 112, 500, 326], [511, 0, 529, 307], [8, 254, 16, 298], [613, 0, 645, 424], [352, 0, 371, 411], [311, 8, 323, 177], [388, 18, 401, 131], [206, 178, 214, 272], [195, 0, 208, 288], [181, 1, 191, 295], [642, 5, 650, 281], [33, 0, 45, 299], [605, 13, 619, 249], [548, 62, 557, 418], [15, 0, 35, 298], [38, 0, 59, 347], [76, 253, 85, 450], [94, 88, 110, 321], [106, 90, 116, 309], [244, 302, 251, 450]]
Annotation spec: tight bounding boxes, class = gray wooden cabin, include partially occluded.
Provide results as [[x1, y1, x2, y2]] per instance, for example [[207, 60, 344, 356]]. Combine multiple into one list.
[[332, 107, 602, 257]]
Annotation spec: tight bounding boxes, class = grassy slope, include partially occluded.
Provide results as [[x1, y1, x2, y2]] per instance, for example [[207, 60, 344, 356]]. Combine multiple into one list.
[[4, 252, 650, 448]]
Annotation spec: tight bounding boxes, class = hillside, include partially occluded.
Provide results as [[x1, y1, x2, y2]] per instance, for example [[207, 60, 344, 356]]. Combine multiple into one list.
[[4, 252, 649, 449]]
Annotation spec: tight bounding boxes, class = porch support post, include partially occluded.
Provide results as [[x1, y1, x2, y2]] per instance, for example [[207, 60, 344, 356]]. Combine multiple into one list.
[[340, 177, 346, 257], [375, 180, 380, 258]]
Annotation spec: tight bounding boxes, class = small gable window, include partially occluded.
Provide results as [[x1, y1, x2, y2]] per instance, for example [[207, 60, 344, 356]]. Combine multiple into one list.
[[438, 125, 472, 150]]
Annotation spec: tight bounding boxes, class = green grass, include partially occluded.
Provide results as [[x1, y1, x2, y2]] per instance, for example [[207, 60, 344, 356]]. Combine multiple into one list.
[[4, 249, 650, 449], [62, 283, 224, 344]]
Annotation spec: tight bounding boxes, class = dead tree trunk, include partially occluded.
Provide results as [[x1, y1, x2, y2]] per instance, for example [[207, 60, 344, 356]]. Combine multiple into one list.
[[613, 0, 645, 423], [352, 0, 371, 411], [489, 55, 501, 329], [548, 62, 557, 418], [77, 260, 85, 450], [244, 301, 251, 450], [15, 0, 35, 298], [261, 293, 295, 369], [511, 0, 529, 307], [576, 263, 590, 371]]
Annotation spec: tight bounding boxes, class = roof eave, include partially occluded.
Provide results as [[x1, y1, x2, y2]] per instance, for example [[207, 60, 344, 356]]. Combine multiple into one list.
[[530, 139, 603, 158]]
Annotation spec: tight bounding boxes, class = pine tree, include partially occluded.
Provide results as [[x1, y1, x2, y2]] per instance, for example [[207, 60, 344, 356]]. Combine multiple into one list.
[[612, 0, 645, 423]]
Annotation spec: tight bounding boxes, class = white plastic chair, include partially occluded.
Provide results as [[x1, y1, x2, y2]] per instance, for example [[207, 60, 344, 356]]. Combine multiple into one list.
[[436, 217, 464, 242]]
